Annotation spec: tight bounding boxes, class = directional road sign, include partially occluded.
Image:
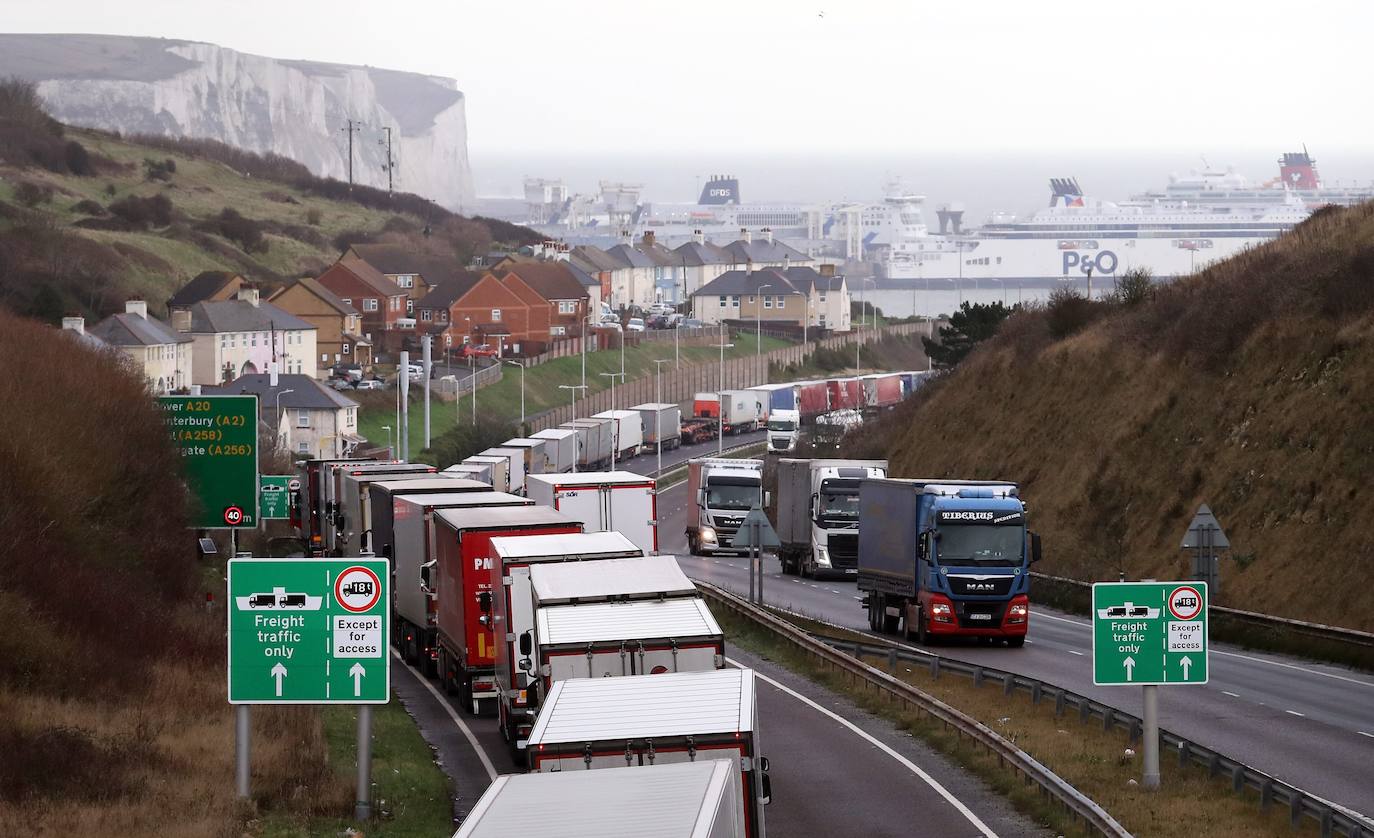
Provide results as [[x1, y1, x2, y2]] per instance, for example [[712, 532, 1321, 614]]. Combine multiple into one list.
[[160, 395, 259, 529], [1092, 581, 1208, 686], [227, 558, 390, 704], [730, 506, 781, 550], [259, 475, 296, 520], [1181, 503, 1230, 549]]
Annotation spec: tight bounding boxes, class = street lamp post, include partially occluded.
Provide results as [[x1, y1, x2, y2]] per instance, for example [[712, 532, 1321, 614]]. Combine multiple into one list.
[[558, 384, 587, 473], [599, 371, 624, 468], [468, 356, 477, 426], [505, 360, 526, 428], [274, 388, 296, 452], [754, 283, 772, 364], [381, 424, 392, 456], [713, 324, 734, 456], [652, 359, 670, 483]]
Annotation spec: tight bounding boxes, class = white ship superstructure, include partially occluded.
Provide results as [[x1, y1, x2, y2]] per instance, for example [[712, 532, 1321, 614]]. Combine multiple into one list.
[[1133, 150, 1374, 210]]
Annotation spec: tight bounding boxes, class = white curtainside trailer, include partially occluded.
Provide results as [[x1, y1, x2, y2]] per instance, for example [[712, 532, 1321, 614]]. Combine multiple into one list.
[[525, 471, 659, 555]]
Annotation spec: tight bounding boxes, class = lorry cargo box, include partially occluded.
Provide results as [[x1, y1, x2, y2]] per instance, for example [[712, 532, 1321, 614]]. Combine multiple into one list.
[[526, 669, 766, 836], [631, 402, 682, 450], [536, 598, 723, 682], [564, 418, 613, 469], [463, 455, 511, 493], [331, 464, 437, 554], [525, 471, 658, 555], [746, 383, 791, 422], [368, 477, 488, 558], [769, 384, 799, 413], [529, 555, 694, 605], [693, 392, 720, 418], [592, 409, 645, 458], [501, 438, 548, 475], [719, 390, 762, 433], [444, 463, 492, 485], [530, 428, 578, 473], [796, 381, 829, 417], [452, 760, 746, 838], [295, 457, 399, 551], [481, 447, 527, 495]]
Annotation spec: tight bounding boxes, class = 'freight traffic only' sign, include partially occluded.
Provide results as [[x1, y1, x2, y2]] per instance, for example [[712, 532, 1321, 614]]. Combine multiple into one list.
[[227, 558, 390, 704], [1092, 581, 1208, 686]]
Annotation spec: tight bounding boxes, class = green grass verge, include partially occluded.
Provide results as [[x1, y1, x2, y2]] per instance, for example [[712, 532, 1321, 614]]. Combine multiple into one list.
[[357, 336, 793, 458], [257, 701, 453, 838]]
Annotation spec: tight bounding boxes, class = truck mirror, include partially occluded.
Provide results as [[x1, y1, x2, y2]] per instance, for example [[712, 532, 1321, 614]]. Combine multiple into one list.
[[419, 560, 436, 595], [760, 772, 772, 805], [336, 515, 347, 533], [478, 591, 493, 614], [382, 543, 392, 559], [764, 491, 772, 507], [519, 656, 533, 674], [759, 756, 770, 772], [519, 630, 533, 656], [1030, 532, 1043, 564]]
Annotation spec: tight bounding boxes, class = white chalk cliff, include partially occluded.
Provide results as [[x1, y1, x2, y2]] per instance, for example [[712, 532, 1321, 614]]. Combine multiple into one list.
[[0, 34, 474, 210]]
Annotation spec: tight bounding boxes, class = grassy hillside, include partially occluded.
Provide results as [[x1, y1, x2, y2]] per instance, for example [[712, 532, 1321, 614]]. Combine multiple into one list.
[[0, 79, 537, 322], [847, 202, 1374, 630]]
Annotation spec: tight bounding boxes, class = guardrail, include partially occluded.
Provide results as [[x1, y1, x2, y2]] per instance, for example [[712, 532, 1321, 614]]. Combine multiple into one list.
[[697, 581, 1132, 837], [798, 626, 1374, 838], [1030, 572, 1374, 670]]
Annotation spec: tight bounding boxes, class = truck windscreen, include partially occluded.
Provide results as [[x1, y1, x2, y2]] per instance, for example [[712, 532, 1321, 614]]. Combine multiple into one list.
[[706, 481, 760, 510], [819, 491, 859, 520], [767, 419, 796, 432], [937, 525, 1024, 567]]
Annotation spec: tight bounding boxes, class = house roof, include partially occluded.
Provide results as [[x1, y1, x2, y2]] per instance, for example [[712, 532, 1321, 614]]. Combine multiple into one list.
[[417, 271, 486, 310], [186, 299, 316, 334], [570, 245, 621, 273], [563, 260, 600, 289], [345, 243, 429, 277], [693, 268, 804, 298], [203, 373, 357, 426], [673, 240, 731, 266], [604, 243, 656, 269], [272, 276, 359, 317], [168, 271, 239, 308], [497, 263, 588, 302], [322, 260, 406, 298], [722, 237, 810, 264], [634, 240, 679, 268], [89, 311, 191, 346], [781, 266, 846, 293]]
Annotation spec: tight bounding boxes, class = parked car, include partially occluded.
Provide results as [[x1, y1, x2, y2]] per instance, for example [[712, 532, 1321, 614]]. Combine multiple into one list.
[[647, 315, 671, 329], [355, 379, 386, 390], [626, 317, 646, 333], [460, 343, 500, 358], [329, 364, 363, 382], [329, 378, 355, 391], [681, 318, 705, 329]]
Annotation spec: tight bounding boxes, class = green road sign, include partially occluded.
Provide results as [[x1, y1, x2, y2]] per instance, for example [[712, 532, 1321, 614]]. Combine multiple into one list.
[[160, 395, 259, 529], [228, 558, 390, 704], [1092, 581, 1208, 686], [259, 475, 295, 520]]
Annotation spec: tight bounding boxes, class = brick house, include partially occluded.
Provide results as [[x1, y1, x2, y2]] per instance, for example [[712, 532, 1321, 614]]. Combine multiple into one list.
[[416, 272, 529, 355], [269, 276, 374, 371], [495, 262, 590, 343], [312, 260, 409, 353], [339, 243, 440, 314], [167, 271, 246, 312]]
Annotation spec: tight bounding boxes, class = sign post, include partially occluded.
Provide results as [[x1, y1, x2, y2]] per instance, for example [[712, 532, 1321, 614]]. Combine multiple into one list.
[[259, 475, 296, 520], [731, 506, 780, 605], [227, 558, 390, 809], [1180, 503, 1229, 595], [159, 395, 260, 530], [1092, 581, 1209, 789]]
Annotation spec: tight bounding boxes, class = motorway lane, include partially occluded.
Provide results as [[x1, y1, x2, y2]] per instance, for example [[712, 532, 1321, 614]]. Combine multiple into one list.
[[639, 476, 1374, 816]]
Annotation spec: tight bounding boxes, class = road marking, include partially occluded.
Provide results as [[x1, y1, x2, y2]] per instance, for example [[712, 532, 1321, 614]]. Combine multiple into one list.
[[391, 650, 497, 782], [1067, 650, 1084, 656], [853, 596, 864, 601], [1035, 611, 1374, 688], [731, 656, 998, 838], [1285, 710, 1306, 717], [1358, 731, 1374, 739], [1222, 691, 1240, 698]]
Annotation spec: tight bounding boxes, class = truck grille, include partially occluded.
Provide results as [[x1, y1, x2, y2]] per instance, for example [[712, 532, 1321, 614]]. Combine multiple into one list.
[[713, 517, 743, 547], [957, 602, 1006, 628], [828, 532, 859, 568], [946, 574, 1014, 597], [769, 437, 790, 450]]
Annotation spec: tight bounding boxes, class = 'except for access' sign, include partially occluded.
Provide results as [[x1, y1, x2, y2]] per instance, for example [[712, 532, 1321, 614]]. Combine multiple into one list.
[[160, 395, 259, 529], [227, 558, 390, 704], [1092, 581, 1208, 686], [259, 475, 296, 520]]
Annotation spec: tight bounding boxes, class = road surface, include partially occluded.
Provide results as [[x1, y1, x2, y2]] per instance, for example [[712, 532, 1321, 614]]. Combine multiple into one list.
[[622, 459, 1374, 817]]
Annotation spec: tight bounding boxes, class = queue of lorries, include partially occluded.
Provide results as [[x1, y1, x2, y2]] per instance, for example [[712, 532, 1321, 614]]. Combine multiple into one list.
[[290, 453, 770, 837]]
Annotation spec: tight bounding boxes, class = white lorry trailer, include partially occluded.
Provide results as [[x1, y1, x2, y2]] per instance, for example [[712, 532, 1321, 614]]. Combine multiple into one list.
[[487, 532, 644, 749], [463, 455, 511, 493], [480, 447, 527, 495], [452, 760, 746, 838], [525, 471, 659, 555], [774, 458, 887, 578], [444, 462, 493, 485], [526, 668, 768, 837], [326, 463, 436, 554], [686, 458, 766, 555], [500, 438, 549, 475], [563, 417, 613, 470], [719, 389, 763, 434], [632, 402, 682, 451], [367, 477, 487, 559], [592, 408, 645, 460], [530, 428, 578, 473]]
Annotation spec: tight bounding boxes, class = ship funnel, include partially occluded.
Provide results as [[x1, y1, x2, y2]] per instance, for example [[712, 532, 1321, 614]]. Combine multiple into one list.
[[935, 206, 964, 235]]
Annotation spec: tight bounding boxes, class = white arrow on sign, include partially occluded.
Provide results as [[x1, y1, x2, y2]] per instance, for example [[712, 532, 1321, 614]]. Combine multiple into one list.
[[1180, 656, 1193, 679], [350, 662, 366, 697], [271, 662, 288, 697], [1123, 656, 1136, 681]]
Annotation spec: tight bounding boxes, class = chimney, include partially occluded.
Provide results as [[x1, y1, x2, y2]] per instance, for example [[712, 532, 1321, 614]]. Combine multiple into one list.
[[819, 263, 836, 278], [125, 300, 148, 319], [763, 227, 774, 245], [783, 254, 791, 271], [746, 258, 754, 276], [236, 286, 261, 307], [741, 227, 751, 244], [171, 309, 192, 332], [620, 229, 632, 246], [693, 228, 705, 245], [62, 315, 85, 335], [269, 360, 279, 388], [642, 230, 655, 247]]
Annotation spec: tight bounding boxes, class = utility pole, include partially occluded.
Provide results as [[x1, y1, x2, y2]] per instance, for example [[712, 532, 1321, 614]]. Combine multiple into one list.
[[714, 324, 734, 456], [652, 359, 670, 485], [422, 336, 431, 450], [600, 371, 624, 468], [379, 126, 394, 196], [506, 360, 526, 428], [558, 384, 587, 472], [341, 120, 360, 191]]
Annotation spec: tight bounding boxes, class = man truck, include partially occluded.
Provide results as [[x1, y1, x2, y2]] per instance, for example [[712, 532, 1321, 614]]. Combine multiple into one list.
[[686, 458, 766, 555], [857, 479, 1040, 646], [774, 459, 887, 578]]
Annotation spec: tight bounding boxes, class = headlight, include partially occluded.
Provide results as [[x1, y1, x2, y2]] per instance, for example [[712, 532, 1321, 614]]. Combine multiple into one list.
[[700, 526, 717, 543], [814, 546, 831, 567]]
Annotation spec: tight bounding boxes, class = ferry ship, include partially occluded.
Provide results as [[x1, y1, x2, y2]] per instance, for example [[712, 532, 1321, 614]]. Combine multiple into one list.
[[1132, 150, 1374, 210]]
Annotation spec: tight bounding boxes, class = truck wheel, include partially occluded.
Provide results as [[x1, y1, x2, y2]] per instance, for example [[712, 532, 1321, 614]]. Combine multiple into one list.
[[1006, 636, 1026, 648], [915, 609, 930, 645], [687, 534, 698, 556], [867, 598, 882, 632]]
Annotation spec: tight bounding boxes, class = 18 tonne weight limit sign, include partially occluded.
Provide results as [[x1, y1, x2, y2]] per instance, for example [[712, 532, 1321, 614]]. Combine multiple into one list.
[[228, 559, 390, 703], [1092, 581, 1209, 686]]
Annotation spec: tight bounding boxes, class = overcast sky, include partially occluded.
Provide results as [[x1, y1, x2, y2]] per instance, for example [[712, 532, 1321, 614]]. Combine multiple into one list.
[[5, 0, 1372, 156]]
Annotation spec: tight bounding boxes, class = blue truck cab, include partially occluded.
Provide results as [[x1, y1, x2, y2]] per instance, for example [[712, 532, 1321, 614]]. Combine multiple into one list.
[[857, 479, 1041, 646]]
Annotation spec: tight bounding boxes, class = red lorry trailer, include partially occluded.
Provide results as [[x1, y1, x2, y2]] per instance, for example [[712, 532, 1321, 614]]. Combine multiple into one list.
[[826, 377, 862, 411], [861, 373, 903, 409], [796, 381, 830, 419], [431, 506, 582, 714]]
